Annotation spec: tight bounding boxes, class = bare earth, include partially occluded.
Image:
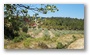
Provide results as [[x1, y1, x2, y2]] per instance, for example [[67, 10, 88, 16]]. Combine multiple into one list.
[[48, 31, 55, 38], [35, 30, 44, 38], [67, 38, 84, 49]]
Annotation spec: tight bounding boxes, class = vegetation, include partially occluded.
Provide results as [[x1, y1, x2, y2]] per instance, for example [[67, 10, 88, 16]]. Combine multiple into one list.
[[56, 42, 64, 49], [23, 38, 31, 48], [33, 28, 42, 35], [4, 4, 84, 49], [41, 17, 84, 30], [43, 29, 50, 41], [13, 32, 31, 43], [38, 42, 48, 49], [4, 4, 59, 40], [22, 26, 28, 33]]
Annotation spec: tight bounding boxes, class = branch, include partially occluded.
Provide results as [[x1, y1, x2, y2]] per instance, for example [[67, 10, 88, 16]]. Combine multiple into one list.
[[17, 4, 44, 14], [17, 4, 38, 11]]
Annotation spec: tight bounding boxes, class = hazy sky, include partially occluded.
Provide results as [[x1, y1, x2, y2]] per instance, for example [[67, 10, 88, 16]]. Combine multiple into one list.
[[28, 4, 84, 19]]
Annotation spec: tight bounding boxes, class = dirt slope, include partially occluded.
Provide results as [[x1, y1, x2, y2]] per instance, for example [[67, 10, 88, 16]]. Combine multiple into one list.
[[48, 31, 55, 38], [67, 38, 84, 49], [35, 30, 44, 38]]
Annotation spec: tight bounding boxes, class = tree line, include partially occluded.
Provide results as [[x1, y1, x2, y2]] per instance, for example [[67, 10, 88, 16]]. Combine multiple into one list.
[[40, 17, 84, 30]]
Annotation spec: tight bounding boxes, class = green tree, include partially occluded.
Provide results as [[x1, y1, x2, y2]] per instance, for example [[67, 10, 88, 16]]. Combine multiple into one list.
[[4, 4, 59, 40]]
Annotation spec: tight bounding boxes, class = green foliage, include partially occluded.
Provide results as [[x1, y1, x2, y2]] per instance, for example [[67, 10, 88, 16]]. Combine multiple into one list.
[[33, 28, 42, 35], [13, 32, 31, 43], [38, 42, 48, 49], [53, 30, 60, 37], [56, 42, 64, 49], [43, 35, 50, 41], [42, 17, 84, 30], [72, 35, 77, 41], [4, 4, 59, 40], [50, 29, 84, 37], [13, 36, 22, 42], [23, 38, 31, 48], [4, 23, 19, 40], [22, 26, 28, 33], [43, 29, 50, 41], [51, 37, 57, 42]]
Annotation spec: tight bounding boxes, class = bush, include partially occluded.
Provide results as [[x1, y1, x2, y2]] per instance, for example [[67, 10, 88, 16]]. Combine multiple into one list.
[[72, 35, 77, 41], [51, 30, 60, 37], [22, 26, 28, 33], [54, 31, 60, 37], [33, 28, 42, 35], [38, 42, 48, 49], [4, 25, 19, 40], [51, 37, 57, 42], [56, 42, 64, 49], [23, 38, 31, 48], [43, 35, 50, 41], [13, 37, 23, 42], [13, 32, 31, 43], [43, 30, 50, 41]]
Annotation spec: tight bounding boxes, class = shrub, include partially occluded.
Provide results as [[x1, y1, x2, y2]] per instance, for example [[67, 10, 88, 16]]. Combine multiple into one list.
[[43, 30, 50, 41], [26, 34, 31, 38], [51, 37, 57, 42], [38, 42, 48, 49], [22, 26, 28, 33], [4, 25, 19, 40], [19, 32, 30, 39], [54, 31, 60, 37], [56, 42, 64, 49], [72, 35, 77, 41], [13, 32, 31, 43], [23, 38, 31, 48], [43, 35, 50, 41], [13, 37, 23, 42], [51, 30, 60, 37], [33, 29, 42, 35]]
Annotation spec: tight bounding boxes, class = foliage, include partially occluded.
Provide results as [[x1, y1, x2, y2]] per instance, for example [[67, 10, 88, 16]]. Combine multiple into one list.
[[38, 42, 48, 49], [51, 30, 60, 37], [56, 42, 64, 49], [43, 29, 50, 40], [13, 36, 22, 42], [22, 26, 28, 33], [51, 37, 58, 42], [33, 28, 42, 35], [50, 29, 84, 37], [23, 38, 31, 48], [4, 27, 19, 40], [72, 35, 77, 41], [4, 4, 84, 49], [13, 32, 31, 42], [41, 17, 84, 30], [4, 4, 59, 40]]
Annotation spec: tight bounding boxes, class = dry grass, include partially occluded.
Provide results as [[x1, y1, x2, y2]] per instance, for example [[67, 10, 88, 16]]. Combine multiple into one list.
[[4, 30, 84, 49]]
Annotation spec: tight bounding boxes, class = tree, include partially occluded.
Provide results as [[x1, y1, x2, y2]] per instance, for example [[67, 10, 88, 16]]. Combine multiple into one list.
[[4, 4, 59, 39]]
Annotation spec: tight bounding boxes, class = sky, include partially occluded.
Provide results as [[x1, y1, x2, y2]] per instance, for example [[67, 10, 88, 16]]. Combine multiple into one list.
[[28, 4, 84, 19]]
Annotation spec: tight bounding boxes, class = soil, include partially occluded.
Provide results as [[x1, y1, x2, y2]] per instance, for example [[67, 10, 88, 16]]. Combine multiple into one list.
[[67, 38, 84, 49]]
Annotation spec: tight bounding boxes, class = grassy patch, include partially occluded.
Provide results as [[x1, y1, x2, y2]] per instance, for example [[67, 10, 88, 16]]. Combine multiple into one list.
[[43, 29, 50, 41], [13, 32, 31, 43], [23, 38, 31, 48]]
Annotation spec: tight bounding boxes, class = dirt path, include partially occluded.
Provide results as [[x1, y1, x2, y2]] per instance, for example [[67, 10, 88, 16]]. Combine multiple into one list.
[[48, 31, 55, 38], [67, 38, 84, 49]]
